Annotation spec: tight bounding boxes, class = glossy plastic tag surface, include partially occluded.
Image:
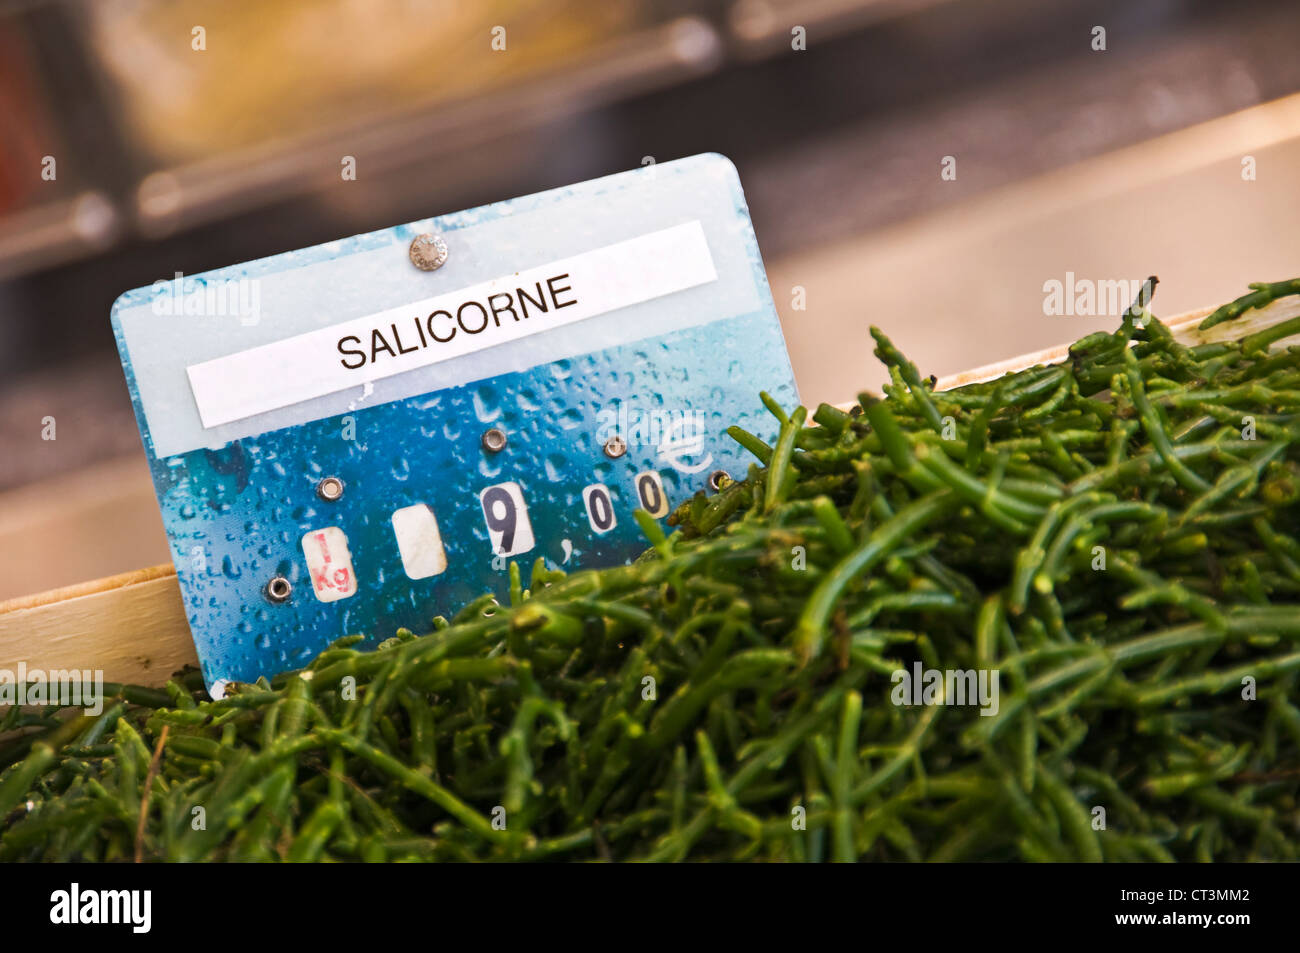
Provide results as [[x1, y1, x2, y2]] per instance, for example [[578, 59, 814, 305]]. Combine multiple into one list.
[[111, 154, 797, 691]]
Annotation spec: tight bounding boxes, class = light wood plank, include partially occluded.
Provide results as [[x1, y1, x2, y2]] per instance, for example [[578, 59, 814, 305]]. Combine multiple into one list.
[[0, 564, 196, 686], [832, 295, 1300, 409], [934, 295, 1300, 391]]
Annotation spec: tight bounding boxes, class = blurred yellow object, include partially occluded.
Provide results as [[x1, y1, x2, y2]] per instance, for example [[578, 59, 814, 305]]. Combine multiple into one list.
[[85, 0, 640, 162]]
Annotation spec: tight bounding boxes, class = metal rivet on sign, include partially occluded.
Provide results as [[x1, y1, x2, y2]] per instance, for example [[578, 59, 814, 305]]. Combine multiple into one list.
[[265, 576, 293, 603], [482, 427, 508, 453], [603, 435, 627, 459], [409, 233, 449, 271], [316, 476, 344, 502], [708, 469, 730, 492]]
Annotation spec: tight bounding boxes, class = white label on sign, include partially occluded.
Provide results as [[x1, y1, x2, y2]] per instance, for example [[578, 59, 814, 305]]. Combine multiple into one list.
[[635, 471, 670, 518], [582, 483, 617, 534], [479, 482, 535, 557], [301, 526, 358, 602], [391, 504, 448, 579], [186, 221, 717, 428]]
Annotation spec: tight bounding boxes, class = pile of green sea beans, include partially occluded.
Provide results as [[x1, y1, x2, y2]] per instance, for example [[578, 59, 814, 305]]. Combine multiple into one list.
[[5, 279, 1300, 862]]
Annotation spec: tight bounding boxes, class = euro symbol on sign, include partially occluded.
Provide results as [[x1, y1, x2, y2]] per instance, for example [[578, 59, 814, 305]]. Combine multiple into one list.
[[656, 414, 713, 474]]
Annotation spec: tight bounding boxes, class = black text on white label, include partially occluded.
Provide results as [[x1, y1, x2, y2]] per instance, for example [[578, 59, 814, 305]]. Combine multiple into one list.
[[479, 482, 535, 556], [582, 483, 617, 534], [635, 471, 670, 518]]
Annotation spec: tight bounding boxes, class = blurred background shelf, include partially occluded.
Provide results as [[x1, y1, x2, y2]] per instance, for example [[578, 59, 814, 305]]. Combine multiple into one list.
[[3, 0, 1300, 597]]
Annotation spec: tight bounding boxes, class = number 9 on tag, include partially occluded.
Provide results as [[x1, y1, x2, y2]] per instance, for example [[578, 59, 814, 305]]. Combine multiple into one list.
[[480, 481, 536, 557]]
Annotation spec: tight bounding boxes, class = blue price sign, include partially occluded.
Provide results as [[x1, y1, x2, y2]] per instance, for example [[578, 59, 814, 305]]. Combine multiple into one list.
[[111, 154, 798, 693]]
